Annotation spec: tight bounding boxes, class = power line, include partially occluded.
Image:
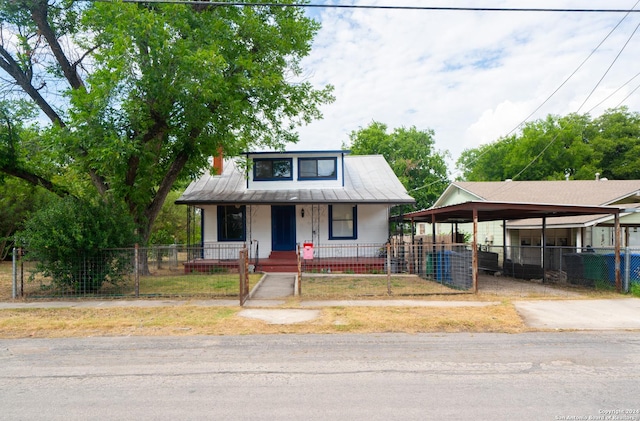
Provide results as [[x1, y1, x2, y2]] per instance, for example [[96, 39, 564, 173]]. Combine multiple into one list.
[[577, 21, 640, 112], [460, 1, 640, 184], [587, 71, 640, 113], [88, 0, 640, 13]]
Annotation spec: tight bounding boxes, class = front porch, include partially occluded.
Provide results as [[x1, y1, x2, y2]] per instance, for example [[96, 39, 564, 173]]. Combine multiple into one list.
[[184, 249, 388, 274]]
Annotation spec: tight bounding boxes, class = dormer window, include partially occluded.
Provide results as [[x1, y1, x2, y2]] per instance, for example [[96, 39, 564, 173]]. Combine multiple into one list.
[[254, 158, 292, 181], [298, 157, 337, 180]]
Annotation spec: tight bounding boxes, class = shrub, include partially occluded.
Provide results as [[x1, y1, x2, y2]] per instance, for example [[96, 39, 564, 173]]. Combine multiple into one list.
[[16, 196, 138, 293], [631, 282, 640, 298]]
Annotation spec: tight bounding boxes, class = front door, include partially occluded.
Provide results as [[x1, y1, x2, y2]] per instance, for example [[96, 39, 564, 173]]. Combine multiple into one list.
[[271, 205, 296, 251]]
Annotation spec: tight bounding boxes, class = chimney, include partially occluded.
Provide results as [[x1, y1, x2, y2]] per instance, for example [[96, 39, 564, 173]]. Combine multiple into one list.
[[212, 147, 223, 175], [595, 172, 600, 181]]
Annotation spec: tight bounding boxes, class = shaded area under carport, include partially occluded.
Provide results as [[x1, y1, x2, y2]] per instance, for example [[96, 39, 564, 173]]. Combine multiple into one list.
[[396, 201, 623, 293]]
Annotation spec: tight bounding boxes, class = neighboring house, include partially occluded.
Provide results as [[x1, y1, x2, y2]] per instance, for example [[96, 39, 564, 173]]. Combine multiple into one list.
[[176, 150, 415, 269], [419, 179, 640, 267]]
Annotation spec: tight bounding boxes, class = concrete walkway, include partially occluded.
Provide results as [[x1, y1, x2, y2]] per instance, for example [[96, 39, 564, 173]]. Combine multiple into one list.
[[249, 273, 296, 300], [514, 298, 640, 330]]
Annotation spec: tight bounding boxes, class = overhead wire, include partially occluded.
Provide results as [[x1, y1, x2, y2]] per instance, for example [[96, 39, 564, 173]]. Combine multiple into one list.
[[587, 71, 640, 114], [510, 7, 640, 181], [86, 1, 640, 14], [455, 0, 640, 183]]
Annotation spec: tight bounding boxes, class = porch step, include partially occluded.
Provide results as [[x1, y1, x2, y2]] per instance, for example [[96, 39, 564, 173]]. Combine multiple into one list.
[[255, 251, 299, 272], [256, 264, 299, 273]]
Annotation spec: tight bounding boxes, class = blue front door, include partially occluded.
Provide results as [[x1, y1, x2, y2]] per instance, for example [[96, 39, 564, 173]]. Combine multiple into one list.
[[271, 205, 296, 251]]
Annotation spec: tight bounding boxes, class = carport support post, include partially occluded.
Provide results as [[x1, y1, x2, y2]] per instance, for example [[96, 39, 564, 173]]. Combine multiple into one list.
[[542, 217, 546, 283], [615, 214, 621, 292], [472, 208, 478, 294]]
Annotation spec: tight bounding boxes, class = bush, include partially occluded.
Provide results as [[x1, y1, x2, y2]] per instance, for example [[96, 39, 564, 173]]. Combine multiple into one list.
[[16, 196, 138, 293], [631, 282, 640, 298]]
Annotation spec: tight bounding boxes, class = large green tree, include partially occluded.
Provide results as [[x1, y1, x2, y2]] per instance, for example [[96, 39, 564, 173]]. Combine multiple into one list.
[[346, 121, 450, 211], [456, 107, 640, 181], [0, 0, 333, 243]]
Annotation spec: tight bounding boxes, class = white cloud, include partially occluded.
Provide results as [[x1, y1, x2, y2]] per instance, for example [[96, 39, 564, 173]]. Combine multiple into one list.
[[293, 0, 640, 172]]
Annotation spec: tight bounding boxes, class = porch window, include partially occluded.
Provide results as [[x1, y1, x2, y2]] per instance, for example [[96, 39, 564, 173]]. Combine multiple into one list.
[[298, 157, 337, 180], [329, 204, 357, 239], [253, 158, 292, 181], [217, 205, 246, 241]]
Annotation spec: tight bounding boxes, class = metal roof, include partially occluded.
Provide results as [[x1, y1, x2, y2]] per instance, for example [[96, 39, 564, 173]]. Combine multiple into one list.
[[176, 154, 416, 205], [399, 201, 621, 224]]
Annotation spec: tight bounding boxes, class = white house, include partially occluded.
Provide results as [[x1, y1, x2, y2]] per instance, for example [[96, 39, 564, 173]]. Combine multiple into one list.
[[176, 150, 415, 268]]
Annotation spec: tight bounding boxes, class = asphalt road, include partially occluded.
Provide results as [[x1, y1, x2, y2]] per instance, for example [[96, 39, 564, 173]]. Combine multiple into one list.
[[1, 332, 639, 420]]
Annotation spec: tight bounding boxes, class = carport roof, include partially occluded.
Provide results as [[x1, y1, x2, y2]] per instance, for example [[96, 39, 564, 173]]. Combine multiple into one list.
[[399, 201, 621, 223]]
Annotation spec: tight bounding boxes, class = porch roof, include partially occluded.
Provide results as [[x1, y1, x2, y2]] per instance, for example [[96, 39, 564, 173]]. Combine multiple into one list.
[[398, 201, 621, 224], [176, 155, 416, 205]]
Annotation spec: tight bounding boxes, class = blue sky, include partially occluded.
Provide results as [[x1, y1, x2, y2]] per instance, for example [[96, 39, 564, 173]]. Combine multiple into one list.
[[292, 0, 640, 174]]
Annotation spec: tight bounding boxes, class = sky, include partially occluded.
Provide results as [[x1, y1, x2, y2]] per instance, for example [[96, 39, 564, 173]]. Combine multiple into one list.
[[291, 0, 640, 175]]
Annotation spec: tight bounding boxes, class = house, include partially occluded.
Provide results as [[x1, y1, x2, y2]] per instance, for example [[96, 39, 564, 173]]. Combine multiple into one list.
[[176, 150, 415, 272], [413, 179, 640, 281]]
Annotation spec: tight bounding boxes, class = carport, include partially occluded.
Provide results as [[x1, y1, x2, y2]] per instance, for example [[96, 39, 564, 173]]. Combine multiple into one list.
[[400, 201, 623, 293]]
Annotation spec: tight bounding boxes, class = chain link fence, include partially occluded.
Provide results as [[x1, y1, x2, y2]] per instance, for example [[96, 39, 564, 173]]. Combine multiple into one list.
[[299, 242, 472, 298], [299, 241, 636, 297], [478, 244, 637, 293], [11, 245, 253, 300]]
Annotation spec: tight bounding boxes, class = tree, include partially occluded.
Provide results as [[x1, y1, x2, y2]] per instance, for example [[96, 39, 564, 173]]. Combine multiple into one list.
[[16, 196, 139, 292], [0, 0, 333, 244], [456, 108, 640, 181], [0, 178, 52, 260], [149, 190, 189, 245], [346, 122, 450, 211]]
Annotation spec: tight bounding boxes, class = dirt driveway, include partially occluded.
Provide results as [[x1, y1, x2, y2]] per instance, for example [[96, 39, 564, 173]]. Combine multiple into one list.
[[477, 274, 591, 298]]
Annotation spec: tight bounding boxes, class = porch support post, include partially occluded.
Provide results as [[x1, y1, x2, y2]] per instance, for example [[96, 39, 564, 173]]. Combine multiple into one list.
[[472, 208, 478, 294], [615, 213, 621, 292]]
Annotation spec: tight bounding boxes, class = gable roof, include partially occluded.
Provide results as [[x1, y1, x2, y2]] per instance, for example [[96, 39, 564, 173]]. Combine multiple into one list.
[[176, 154, 415, 205], [435, 180, 640, 228], [448, 180, 640, 206]]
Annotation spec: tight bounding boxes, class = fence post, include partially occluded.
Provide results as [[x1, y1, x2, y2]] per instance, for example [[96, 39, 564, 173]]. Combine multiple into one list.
[[134, 244, 140, 298], [170, 244, 178, 269], [297, 243, 302, 296], [19, 248, 23, 297], [624, 246, 630, 293], [239, 247, 249, 306], [12, 248, 17, 299], [386, 242, 392, 295]]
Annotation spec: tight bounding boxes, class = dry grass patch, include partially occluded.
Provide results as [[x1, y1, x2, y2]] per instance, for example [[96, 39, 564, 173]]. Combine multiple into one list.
[[0, 261, 13, 300], [301, 274, 469, 298], [0, 302, 526, 338]]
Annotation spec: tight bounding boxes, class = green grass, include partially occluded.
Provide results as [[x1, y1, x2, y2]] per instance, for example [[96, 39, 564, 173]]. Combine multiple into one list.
[[138, 273, 263, 296], [0, 260, 263, 299]]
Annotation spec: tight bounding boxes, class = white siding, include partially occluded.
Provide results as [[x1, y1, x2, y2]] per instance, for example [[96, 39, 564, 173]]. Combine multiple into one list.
[[202, 203, 391, 258]]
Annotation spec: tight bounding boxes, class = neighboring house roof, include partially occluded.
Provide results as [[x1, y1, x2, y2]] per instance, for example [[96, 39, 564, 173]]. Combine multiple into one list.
[[446, 180, 640, 206], [176, 154, 415, 205], [435, 180, 640, 228]]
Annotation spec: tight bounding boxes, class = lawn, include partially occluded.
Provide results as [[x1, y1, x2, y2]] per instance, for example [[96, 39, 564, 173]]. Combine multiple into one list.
[[300, 274, 469, 298], [0, 261, 262, 300]]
